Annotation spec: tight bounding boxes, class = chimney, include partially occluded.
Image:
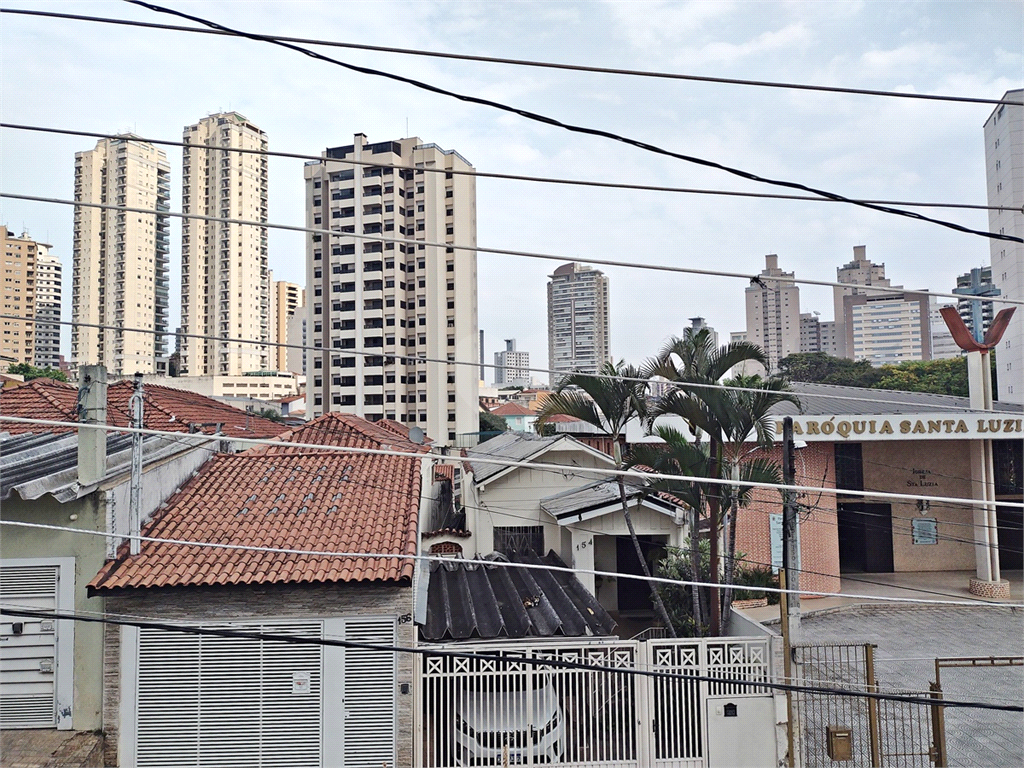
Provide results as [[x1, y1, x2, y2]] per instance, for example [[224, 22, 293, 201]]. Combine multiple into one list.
[[77, 365, 108, 487]]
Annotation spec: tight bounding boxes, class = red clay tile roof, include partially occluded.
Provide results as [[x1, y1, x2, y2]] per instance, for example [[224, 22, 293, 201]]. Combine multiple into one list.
[[433, 463, 455, 482], [89, 413, 424, 592], [541, 413, 583, 423], [0, 378, 289, 440], [491, 402, 535, 417]]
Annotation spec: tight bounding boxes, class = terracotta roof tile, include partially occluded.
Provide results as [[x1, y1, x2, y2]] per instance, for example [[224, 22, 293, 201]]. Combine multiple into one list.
[[89, 413, 423, 592], [490, 402, 534, 417], [0, 378, 290, 440]]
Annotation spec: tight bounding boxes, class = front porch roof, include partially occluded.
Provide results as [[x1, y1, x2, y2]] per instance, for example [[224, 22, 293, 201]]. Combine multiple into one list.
[[540, 478, 684, 525]]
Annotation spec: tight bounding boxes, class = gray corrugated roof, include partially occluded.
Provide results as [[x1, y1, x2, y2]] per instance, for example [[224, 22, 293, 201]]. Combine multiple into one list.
[[540, 478, 679, 520], [465, 432, 561, 481], [422, 550, 616, 641], [0, 431, 196, 502], [773, 381, 1024, 417]]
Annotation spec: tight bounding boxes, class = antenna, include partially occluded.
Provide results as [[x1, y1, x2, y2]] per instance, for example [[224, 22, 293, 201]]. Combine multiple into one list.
[[408, 426, 425, 445]]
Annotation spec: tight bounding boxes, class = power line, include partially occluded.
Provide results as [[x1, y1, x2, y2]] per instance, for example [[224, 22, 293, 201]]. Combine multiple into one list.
[[2, 518, 1019, 609], [120, 0, 1021, 244], [2, 122, 1014, 213], [2, 606, 1017, 711], [4, 416, 1022, 511], [3, 310, 1016, 416], [10, 192, 1024, 309], [4, 8, 1021, 109]]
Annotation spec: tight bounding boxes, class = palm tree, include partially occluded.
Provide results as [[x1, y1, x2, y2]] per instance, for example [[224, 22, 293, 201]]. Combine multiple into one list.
[[537, 361, 677, 637], [646, 329, 797, 635]]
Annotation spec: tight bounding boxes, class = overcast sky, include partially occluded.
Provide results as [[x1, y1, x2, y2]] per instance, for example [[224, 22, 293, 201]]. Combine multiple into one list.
[[2, 0, 1021, 376]]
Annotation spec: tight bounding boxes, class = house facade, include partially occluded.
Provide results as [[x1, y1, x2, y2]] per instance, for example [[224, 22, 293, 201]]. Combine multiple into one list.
[[88, 414, 430, 766]]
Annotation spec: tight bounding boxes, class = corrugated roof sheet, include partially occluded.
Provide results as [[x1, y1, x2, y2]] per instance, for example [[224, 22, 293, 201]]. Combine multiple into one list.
[[0, 378, 291, 439], [540, 478, 681, 522], [422, 550, 616, 641], [1, 431, 192, 502], [465, 433, 564, 481], [88, 413, 422, 592]]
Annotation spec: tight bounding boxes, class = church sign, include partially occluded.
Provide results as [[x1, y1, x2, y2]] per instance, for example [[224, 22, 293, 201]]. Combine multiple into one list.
[[775, 414, 1023, 442]]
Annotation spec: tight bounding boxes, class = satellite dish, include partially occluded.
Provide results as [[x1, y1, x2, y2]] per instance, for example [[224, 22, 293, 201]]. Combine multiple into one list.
[[409, 426, 425, 445]]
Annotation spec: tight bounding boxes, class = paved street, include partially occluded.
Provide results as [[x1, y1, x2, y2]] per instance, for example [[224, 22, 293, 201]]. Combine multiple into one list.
[[793, 603, 1024, 768]]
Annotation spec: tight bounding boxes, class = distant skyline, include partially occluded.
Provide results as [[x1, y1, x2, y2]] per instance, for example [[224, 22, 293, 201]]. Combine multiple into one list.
[[1, 0, 1021, 372]]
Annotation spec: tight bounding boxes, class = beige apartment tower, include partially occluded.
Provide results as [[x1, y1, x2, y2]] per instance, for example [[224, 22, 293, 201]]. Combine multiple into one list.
[[547, 262, 611, 379], [984, 89, 1023, 403], [2, 226, 38, 367], [833, 245, 891, 358], [303, 135, 479, 445], [268, 276, 304, 371], [33, 239, 61, 370], [180, 112, 269, 377], [744, 254, 800, 370], [72, 137, 170, 375]]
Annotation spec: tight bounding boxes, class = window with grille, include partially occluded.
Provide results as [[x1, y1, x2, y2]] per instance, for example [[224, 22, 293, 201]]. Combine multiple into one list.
[[494, 526, 544, 556]]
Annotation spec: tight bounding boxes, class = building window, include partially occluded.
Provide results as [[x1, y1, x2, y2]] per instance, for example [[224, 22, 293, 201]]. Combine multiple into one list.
[[494, 526, 544, 556]]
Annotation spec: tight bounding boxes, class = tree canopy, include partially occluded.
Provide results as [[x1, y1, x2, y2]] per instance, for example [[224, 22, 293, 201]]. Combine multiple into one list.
[[779, 352, 986, 398], [5, 363, 68, 382]]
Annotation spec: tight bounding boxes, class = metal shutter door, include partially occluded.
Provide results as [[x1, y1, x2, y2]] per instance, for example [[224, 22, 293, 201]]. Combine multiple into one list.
[[0, 565, 58, 729], [135, 621, 323, 767], [342, 618, 397, 768]]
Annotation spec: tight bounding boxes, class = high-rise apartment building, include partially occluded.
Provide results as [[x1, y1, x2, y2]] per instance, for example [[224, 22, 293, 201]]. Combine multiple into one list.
[[180, 112, 269, 377], [32, 238, 61, 370], [494, 338, 531, 386], [843, 291, 932, 366], [303, 134, 479, 444], [833, 246, 891, 358], [799, 313, 822, 353], [744, 254, 800, 370], [930, 301, 961, 360], [1, 226, 37, 367], [268, 274, 304, 371], [687, 316, 718, 348], [547, 262, 610, 379], [953, 266, 1000, 343], [72, 136, 170, 375], [984, 89, 1023, 403]]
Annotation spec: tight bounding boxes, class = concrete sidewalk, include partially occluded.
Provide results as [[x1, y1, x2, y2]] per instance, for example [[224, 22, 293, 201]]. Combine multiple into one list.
[[0, 731, 103, 768], [738, 569, 1023, 626]]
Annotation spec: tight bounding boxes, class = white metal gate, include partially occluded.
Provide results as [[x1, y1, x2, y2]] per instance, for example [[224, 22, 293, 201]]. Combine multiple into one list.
[[0, 564, 59, 729], [417, 637, 773, 768]]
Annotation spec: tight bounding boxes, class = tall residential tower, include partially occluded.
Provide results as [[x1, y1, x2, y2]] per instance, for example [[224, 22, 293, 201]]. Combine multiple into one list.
[[303, 134, 479, 444], [180, 112, 269, 376], [72, 136, 170, 375], [744, 254, 800, 370], [547, 262, 610, 379], [984, 89, 1023, 403]]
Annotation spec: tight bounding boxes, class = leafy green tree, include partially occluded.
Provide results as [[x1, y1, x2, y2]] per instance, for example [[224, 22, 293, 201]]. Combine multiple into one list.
[[5, 363, 68, 382], [478, 410, 508, 442], [874, 357, 968, 396], [537, 361, 677, 636], [779, 352, 882, 388]]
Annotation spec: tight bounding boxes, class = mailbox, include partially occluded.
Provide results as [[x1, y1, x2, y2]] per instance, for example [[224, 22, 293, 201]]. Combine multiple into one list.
[[826, 725, 853, 761]]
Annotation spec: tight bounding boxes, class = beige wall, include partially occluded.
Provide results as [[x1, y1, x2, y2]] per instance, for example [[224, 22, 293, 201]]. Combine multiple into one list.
[[862, 440, 976, 572], [1, 226, 37, 366], [269, 278, 303, 371], [72, 137, 170, 375], [303, 135, 478, 445], [181, 113, 269, 377]]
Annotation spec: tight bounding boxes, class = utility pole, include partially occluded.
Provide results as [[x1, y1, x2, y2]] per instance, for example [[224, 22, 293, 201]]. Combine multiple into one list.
[[129, 373, 144, 556], [782, 417, 800, 634], [780, 416, 799, 767]]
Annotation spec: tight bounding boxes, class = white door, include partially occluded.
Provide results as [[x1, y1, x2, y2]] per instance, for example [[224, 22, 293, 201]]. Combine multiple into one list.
[[0, 565, 58, 728]]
